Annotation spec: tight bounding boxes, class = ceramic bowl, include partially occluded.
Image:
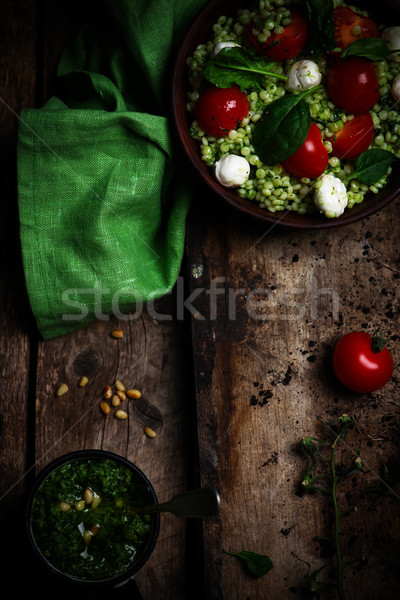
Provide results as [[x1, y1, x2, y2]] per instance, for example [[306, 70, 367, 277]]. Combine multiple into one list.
[[172, 0, 400, 229]]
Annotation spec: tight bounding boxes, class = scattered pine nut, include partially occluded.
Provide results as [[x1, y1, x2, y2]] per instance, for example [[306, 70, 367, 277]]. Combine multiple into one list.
[[127, 389, 142, 399], [83, 530, 92, 545], [116, 390, 127, 402], [111, 395, 121, 407], [115, 409, 128, 420], [78, 376, 89, 388], [115, 380, 125, 392], [100, 401, 111, 415], [144, 426, 157, 438], [60, 502, 71, 512], [111, 329, 124, 339], [56, 383, 68, 397], [103, 385, 112, 400]]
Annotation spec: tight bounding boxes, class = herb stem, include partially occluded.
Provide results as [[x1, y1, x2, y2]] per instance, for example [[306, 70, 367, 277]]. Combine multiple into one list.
[[331, 432, 346, 600]]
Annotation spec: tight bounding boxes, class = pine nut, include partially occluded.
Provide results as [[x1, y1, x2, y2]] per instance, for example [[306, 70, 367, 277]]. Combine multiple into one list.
[[83, 530, 92, 545], [79, 376, 89, 387], [115, 380, 125, 392], [116, 390, 126, 402], [60, 502, 71, 512], [103, 385, 112, 400], [100, 401, 111, 415], [127, 389, 142, 399], [76, 499, 85, 511], [111, 395, 120, 407], [144, 426, 157, 438], [91, 493, 101, 509], [83, 488, 94, 504], [111, 329, 124, 339], [56, 383, 68, 397], [115, 409, 128, 420]]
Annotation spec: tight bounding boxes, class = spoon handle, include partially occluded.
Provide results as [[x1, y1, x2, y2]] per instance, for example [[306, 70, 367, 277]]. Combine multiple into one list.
[[136, 487, 220, 518]]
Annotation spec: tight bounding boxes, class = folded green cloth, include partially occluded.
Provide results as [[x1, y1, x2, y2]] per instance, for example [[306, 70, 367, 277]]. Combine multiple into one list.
[[18, 0, 206, 339]]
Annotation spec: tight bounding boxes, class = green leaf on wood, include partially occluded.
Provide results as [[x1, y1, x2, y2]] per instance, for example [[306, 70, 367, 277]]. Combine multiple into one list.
[[224, 549, 273, 577]]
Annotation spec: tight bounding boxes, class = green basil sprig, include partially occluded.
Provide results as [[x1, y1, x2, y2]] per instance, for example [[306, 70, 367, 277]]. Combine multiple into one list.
[[345, 149, 395, 185], [300, 0, 335, 58], [252, 85, 322, 165], [203, 46, 287, 91], [341, 38, 399, 61], [224, 549, 273, 577]]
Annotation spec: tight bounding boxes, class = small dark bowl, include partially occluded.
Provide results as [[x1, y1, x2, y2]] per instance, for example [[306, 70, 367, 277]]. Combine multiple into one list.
[[172, 0, 400, 229], [26, 450, 160, 588]]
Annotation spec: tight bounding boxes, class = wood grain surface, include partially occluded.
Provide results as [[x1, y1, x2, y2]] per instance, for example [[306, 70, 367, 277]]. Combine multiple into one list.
[[186, 191, 400, 599], [0, 2, 194, 599], [1, 1, 400, 599]]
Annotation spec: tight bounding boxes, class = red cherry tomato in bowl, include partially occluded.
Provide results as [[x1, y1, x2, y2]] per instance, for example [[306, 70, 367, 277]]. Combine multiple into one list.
[[247, 9, 308, 61], [333, 6, 379, 52], [327, 58, 379, 115], [332, 332, 394, 393], [195, 85, 249, 138], [331, 113, 374, 159], [282, 123, 328, 179]]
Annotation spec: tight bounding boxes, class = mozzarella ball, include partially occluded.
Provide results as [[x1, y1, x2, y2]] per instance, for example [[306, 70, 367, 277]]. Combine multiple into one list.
[[285, 60, 322, 92], [382, 27, 400, 62], [212, 42, 239, 57], [214, 155, 250, 188], [314, 174, 349, 218]]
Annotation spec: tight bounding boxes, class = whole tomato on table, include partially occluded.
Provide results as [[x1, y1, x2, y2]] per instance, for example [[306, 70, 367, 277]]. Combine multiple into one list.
[[332, 331, 394, 393], [247, 9, 308, 61]]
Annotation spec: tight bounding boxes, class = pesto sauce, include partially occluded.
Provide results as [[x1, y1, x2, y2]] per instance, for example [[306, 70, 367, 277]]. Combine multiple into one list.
[[30, 458, 152, 581]]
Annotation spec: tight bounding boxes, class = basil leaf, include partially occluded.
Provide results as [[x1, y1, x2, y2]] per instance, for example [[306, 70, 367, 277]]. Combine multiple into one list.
[[252, 89, 315, 164], [300, 0, 335, 58], [225, 549, 273, 577], [203, 47, 286, 92], [348, 149, 395, 185], [341, 38, 397, 61]]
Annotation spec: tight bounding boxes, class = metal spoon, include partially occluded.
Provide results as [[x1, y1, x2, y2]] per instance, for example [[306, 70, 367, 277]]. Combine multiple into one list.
[[134, 487, 220, 518]]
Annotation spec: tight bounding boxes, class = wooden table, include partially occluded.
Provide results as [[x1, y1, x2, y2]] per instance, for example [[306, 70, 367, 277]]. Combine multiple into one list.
[[1, 2, 400, 599]]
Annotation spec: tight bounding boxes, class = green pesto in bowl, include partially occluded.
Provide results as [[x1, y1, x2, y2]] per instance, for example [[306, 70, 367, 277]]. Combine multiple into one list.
[[29, 456, 154, 582]]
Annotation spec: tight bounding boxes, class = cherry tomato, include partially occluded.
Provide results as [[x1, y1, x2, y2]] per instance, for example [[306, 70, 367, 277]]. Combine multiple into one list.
[[327, 58, 379, 115], [247, 9, 308, 61], [331, 113, 374, 159], [195, 85, 250, 138], [332, 332, 394, 393], [333, 6, 379, 53], [282, 123, 328, 179]]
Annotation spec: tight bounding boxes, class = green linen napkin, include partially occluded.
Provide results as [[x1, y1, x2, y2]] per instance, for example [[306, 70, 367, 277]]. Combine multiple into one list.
[[17, 0, 206, 339]]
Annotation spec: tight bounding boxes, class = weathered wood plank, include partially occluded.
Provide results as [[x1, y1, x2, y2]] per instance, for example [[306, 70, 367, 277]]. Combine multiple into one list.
[[0, 0, 37, 492], [187, 189, 400, 599], [33, 304, 190, 598]]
